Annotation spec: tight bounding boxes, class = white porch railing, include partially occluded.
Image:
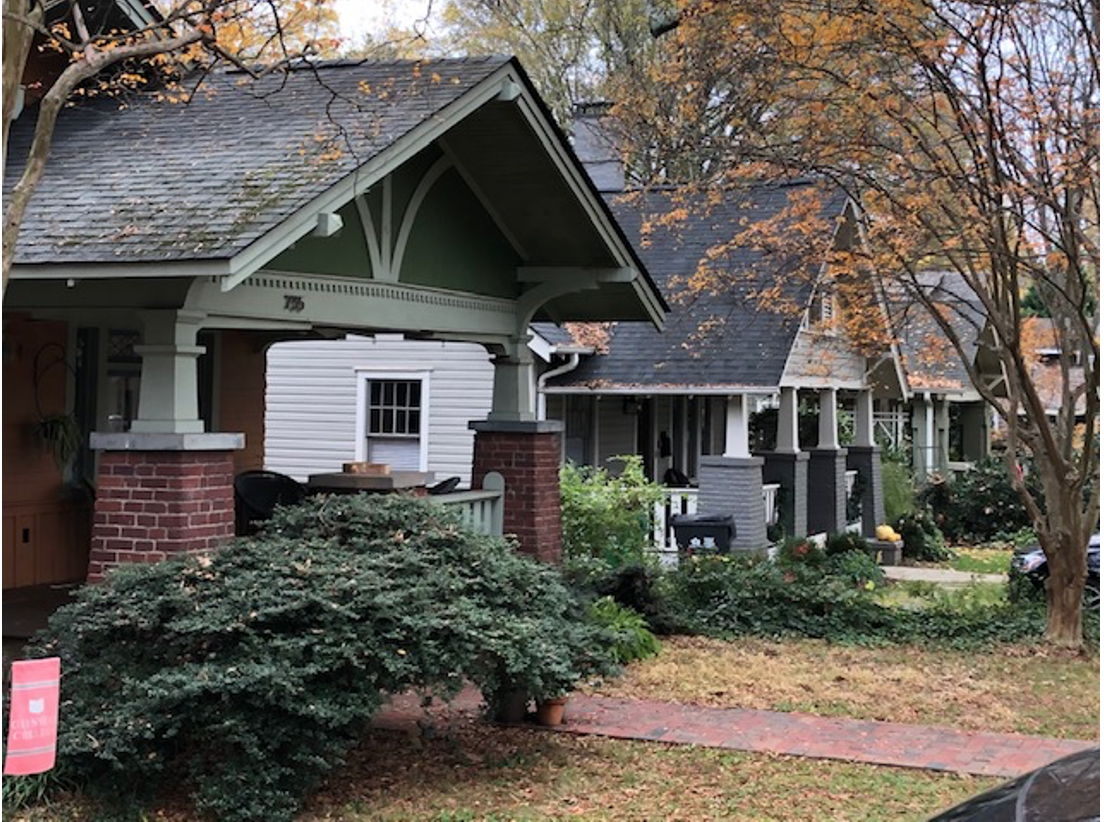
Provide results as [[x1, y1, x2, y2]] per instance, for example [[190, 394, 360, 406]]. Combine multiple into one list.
[[874, 411, 909, 448], [651, 484, 780, 555], [652, 488, 699, 552], [762, 483, 781, 528], [844, 469, 862, 532], [432, 472, 505, 537]]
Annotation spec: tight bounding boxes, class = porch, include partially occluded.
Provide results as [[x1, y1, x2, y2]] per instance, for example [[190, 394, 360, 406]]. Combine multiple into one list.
[[2, 57, 665, 592], [545, 386, 881, 553]]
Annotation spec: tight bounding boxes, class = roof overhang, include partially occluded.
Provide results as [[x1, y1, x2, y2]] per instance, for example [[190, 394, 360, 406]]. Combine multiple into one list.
[[9, 60, 666, 330]]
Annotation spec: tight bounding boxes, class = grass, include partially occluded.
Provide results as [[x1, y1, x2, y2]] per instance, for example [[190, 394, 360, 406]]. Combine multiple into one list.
[[945, 547, 1014, 575], [299, 725, 994, 821], [590, 635, 1099, 740], [5, 725, 996, 821]]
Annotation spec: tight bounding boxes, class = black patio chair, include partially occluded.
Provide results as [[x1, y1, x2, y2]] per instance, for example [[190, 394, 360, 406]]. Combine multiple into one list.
[[234, 470, 307, 535]]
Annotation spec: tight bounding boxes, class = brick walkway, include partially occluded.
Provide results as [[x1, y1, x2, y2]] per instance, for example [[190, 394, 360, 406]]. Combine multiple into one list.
[[374, 689, 1095, 779]]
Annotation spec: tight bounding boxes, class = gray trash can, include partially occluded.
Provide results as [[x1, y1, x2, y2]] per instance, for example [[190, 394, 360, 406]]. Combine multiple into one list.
[[670, 513, 737, 554]]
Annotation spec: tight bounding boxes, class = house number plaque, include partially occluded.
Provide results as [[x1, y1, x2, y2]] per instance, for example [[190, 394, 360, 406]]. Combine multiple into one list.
[[283, 295, 305, 313]]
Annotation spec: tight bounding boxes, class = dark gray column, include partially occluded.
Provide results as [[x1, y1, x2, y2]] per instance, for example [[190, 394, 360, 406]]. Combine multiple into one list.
[[845, 445, 885, 537], [698, 455, 768, 552], [806, 448, 848, 534], [756, 451, 809, 538]]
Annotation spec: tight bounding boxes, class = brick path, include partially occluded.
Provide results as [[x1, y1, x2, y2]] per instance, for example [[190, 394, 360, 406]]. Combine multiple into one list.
[[374, 689, 1095, 779]]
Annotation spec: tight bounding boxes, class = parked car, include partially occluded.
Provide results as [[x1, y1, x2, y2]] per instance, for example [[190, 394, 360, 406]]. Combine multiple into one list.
[[1009, 534, 1100, 610], [928, 747, 1099, 821]]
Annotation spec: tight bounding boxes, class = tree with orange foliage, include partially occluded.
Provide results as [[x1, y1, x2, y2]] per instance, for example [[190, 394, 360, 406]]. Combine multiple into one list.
[[617, 0, 1098, 645], [1, 0, 342, 294]]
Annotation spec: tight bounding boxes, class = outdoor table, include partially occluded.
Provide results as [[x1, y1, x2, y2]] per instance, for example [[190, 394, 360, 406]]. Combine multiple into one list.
[[305, 471, 435, 496]]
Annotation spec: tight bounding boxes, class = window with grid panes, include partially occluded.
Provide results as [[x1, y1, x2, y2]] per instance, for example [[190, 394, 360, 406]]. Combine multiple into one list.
[[367, 380, 422, 437]]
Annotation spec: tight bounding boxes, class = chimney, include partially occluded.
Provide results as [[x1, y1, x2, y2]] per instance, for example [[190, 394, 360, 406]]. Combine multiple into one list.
[[572, 102, 625, 192]]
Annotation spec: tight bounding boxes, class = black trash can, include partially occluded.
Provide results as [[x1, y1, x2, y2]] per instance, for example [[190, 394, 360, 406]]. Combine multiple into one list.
[[234, 470, 307, 535], [670, 513, 737, 554]]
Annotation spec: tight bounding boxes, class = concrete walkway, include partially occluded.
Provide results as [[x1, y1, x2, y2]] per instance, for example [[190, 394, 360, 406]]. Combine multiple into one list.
[[882, 566, 1006, 586], [375, 690, 1094, 779]]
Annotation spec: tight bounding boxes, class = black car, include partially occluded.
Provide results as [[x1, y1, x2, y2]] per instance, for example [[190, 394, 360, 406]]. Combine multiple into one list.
[[928, 747, 1099, 821], [1010, 534, 1100, 609]]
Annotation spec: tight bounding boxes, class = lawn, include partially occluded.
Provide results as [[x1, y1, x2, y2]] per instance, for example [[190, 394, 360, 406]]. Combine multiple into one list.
[[298, 724, 994, 822], [945, 547, 1015, 575], [5, 723, 997, 822], [590, 636, 1099, 740]]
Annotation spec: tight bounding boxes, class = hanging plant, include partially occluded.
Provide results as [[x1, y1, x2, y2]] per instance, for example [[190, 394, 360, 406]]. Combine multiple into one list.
[[32, 413, 82, 470], [30, 342, 82, 471]]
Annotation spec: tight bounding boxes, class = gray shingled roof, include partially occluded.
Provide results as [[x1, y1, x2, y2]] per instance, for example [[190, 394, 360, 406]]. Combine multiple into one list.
[[889, 270, 985, 393], [548, 181, 848, 391], [4, 57, 508, 264]]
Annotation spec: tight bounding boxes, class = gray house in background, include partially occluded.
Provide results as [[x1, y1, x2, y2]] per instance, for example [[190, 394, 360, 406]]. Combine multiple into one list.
[[876, 271, 998, 477]]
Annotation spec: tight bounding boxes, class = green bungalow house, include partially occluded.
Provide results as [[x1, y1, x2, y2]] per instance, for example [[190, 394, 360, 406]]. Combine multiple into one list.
[[2, 56, 666, 594]]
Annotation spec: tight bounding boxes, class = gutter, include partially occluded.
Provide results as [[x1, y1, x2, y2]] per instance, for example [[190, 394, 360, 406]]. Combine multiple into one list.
[[536, 351, 584, 420]]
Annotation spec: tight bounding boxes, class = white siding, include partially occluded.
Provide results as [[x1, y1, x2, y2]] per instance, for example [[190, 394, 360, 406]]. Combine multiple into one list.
[[265, 336, 494, 486]]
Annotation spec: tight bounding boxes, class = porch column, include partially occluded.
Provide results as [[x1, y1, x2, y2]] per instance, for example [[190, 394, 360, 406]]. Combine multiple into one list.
[[130, 310, 206, 434], [87, 310, 244, 582], [698, 394, 767, 552], [471, 338, 562, 563], [757, 387, 808, 538], [807, 387, 847, 534], [845, 389, 885, 536]]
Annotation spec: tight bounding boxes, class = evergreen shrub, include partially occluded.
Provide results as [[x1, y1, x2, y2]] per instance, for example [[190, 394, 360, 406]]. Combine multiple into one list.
[[23, 495, 616, 821]]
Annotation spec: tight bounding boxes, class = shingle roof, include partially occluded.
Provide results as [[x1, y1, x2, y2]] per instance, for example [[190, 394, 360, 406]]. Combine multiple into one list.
[[4, 57, 508, 264], [889, 270, 985, 393], [547, 181, 849, 391]]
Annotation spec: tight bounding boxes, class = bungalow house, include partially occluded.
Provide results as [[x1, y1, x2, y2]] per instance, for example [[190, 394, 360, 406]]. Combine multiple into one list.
[[2, 54, 667, 595]]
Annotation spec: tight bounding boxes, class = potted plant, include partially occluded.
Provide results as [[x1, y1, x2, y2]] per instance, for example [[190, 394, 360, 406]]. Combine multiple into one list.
[[536, 694, 569, 726]]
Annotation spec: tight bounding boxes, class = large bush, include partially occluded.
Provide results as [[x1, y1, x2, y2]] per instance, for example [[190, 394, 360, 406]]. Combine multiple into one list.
[[22, 495, 616, 821], [655, 554, 1096, 648], [921, 457, 1040, 542], [894, 509, 954, 562], [560, 455, 665, 565], [881, 457, 917, 524]]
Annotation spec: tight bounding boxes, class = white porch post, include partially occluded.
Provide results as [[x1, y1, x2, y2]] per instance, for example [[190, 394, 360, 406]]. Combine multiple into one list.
[[817, 387, 839, 450], [854, 389, 875, 448], [487, 337, 535, 422], [130, 310, 206, 434], [776, 386, 800, 453], [723, 394, 750, 458]]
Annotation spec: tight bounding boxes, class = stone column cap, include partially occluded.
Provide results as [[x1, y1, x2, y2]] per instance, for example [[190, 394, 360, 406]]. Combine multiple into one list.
[[90, 432, 245, 451], [469, 420, 564, 434], [700, 455, 765, 468], [805, 447, 850, 457], [754, 450, 810, 462]]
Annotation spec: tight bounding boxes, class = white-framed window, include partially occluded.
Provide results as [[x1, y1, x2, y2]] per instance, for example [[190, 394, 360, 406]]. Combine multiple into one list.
[[804, 286, 837, 331], [355, 370, 431, 471]]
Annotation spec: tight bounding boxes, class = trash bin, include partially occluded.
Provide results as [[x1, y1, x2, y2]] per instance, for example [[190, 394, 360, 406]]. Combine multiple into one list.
[[234, 470, 307, 535], [670, 513, 737, 554]]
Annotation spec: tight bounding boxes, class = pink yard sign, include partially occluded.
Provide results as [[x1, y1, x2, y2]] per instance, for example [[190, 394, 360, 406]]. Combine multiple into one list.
[[4, 657, 61, 776]]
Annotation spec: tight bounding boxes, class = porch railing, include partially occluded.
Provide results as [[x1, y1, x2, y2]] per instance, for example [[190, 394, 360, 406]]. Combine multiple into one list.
[[874, 411, 909, 449], [432, 472, 505, 537], [844, 469, 861, 532], [652, 488, 699, 552], [762, 483, 781, 528]]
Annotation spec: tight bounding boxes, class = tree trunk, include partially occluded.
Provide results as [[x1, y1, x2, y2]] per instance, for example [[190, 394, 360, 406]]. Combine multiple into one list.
[[1040, 518, 1088, 648], [1, 0, 42, 173]]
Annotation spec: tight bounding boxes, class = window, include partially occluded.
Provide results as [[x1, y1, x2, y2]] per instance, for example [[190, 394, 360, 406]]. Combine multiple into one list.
[[356, 372, 430, 471]]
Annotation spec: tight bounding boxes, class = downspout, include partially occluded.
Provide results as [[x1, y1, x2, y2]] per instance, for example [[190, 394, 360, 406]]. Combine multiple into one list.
[[536, 352, 581, 421], [924, 391, 935, 475]]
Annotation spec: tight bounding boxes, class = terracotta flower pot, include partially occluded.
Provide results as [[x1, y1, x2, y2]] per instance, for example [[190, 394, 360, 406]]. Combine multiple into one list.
[[536, 696, 568, 726]]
